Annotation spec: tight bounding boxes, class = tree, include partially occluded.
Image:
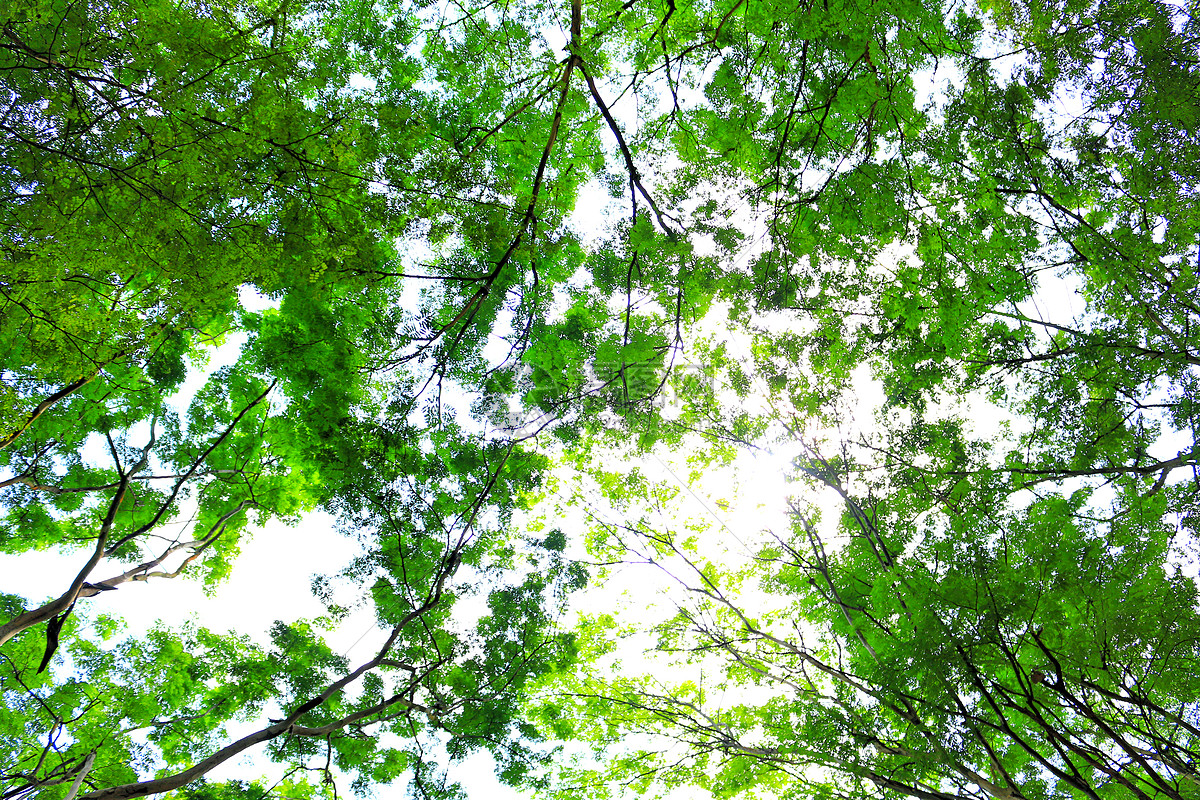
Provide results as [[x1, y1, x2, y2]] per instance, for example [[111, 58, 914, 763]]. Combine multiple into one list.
[[0, 265, 585, 796], [518, 0, 1200, 795], [539, 422, 1200, 799], [0, 371, 285, 652], [2, 530, 582, 800], [0, 0, 602, 792], [3, 0, 1198, 795], [0, 0, 406, 440]]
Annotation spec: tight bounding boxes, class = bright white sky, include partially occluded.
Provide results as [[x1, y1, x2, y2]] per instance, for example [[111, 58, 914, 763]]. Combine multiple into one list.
[[0, 314, 807, 798], [6, 28, 1188, 797], [0, 51, 924, 794]]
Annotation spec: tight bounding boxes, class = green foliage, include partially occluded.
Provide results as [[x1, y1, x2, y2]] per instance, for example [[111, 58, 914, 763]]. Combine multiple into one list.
[[3, 0, 1198, 796]]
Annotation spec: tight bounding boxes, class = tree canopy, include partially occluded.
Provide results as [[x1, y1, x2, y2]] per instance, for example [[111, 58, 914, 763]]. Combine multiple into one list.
[[1, 0, 1197, 797]]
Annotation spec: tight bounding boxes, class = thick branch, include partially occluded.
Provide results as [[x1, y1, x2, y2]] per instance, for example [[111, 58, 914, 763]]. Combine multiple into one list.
[[0, 474, 131, 647], [78, 549, 461, 799], [0, 374, 97, 451]]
